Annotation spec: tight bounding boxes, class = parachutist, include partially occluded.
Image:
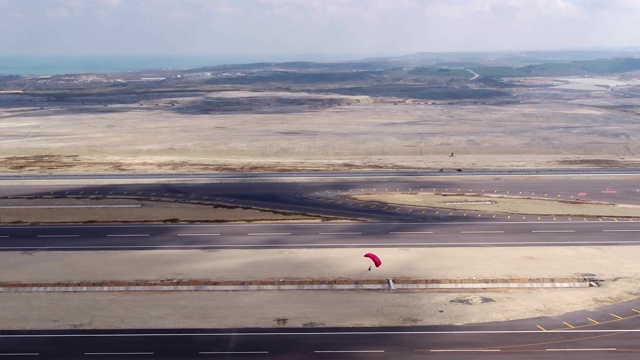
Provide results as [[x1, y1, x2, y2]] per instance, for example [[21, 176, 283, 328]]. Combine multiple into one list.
[[368, 266, 372, 271]]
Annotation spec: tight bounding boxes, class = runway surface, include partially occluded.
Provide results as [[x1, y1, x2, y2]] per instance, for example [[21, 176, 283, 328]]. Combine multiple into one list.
[[1, 221, 640, 250], [1, 298, 639, 359], [2, 173, 640, 223]]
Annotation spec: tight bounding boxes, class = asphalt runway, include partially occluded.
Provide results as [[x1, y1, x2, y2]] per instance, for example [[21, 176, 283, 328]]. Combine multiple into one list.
[[1, 172, 640, 223], [1, 221, 640, 250], [1, 298, 639, 359]]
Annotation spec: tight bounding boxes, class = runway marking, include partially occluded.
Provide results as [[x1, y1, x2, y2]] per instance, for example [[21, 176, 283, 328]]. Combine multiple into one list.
[[314, 350, 384, 353], [389, 232, 434, 234], [531, 230, 575, 233], [546, 348, 616, 351], [0, 205, 141, 209], [248, 233, 291, 236], [199, 351, 268, 354], [177, 233, 220, 236], [536, 325, 547, 331], [610, 313, 623, 319], [106, 234, 149, 237], [3, 329, 640, 339], [36, 234, 79, 238], [0, 354, 39, 356], [8, 240, 640, 251], [603, 229, 640, 232], [587, 318, 600, 325], [633, 309, 640, 314], [563, 322, 574, 329], [429, 349, 500, 352], [460, 231, 504, 234], [318, 232, 362, 235], [85, 352, 153, 356]]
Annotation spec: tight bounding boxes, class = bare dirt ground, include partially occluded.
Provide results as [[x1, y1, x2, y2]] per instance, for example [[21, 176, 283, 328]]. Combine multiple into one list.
[[1, 77, 640, 174], [1, 247, 639, 329], [351, 193, 640, 217], [0, 198, 326, 224]]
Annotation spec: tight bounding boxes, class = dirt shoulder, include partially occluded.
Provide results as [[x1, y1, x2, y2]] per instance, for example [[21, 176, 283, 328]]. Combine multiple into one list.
[[0, 197, 330, 224], [350, 192, 640, 218], [0, 247, 638, 329]]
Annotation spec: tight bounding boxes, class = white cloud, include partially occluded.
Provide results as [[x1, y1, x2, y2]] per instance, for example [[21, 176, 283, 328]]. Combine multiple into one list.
[[2, 0, 640, 55]]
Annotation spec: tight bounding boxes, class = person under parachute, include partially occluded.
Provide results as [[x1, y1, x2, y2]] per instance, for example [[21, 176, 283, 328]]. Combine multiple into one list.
[[364, 253, 381, 271]]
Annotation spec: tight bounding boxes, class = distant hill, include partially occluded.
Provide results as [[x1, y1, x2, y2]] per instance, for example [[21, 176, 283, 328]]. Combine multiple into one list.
[[471, 58, 640, 77]]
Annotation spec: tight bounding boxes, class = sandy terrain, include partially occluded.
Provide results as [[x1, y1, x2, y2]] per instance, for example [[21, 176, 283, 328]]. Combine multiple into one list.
[[1, 247, 639, 329], [0, 198, 325, 224], [1, 82, 640, 173], [351, 193, 640, 217]]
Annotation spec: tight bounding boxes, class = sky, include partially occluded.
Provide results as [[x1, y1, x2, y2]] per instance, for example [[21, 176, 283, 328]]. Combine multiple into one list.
[[1, 0, 640, 58]]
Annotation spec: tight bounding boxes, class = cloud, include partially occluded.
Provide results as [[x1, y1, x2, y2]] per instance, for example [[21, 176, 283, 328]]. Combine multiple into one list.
[[1, 0, 640, 55]]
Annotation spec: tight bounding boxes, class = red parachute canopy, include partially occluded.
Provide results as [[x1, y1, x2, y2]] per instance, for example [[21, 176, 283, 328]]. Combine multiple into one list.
[[364, 253, 382, 267]]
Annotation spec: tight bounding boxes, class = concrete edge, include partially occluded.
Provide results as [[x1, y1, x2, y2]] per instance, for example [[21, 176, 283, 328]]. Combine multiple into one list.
[[0, 282, 589, 292]]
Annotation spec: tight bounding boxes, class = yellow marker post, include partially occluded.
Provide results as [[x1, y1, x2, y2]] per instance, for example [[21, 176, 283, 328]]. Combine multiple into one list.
[[587, 318, 600, 325], [536, 325, 547, 331], [632, 309, 640, 314], [610, 313, 623, 320], [563, 322, 574, 329]]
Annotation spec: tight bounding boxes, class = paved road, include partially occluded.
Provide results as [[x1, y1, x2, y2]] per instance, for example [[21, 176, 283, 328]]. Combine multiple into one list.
[[1, 168, 639, 181], [2, 175, 640, 222], [1, 221, 640, 250], [1, 299, 639, 359], [1, 174, 640, 250]]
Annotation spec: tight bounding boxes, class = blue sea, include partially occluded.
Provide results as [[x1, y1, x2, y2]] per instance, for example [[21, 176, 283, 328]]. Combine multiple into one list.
[[0, 54, 330, 75]]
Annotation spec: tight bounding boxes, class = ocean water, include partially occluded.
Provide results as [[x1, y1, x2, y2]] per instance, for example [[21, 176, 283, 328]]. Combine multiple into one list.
[[0, 55, 286, 75]]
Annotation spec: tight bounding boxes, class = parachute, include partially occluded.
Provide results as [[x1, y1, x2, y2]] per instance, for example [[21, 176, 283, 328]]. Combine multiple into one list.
[[364, 253, 382, 267]]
